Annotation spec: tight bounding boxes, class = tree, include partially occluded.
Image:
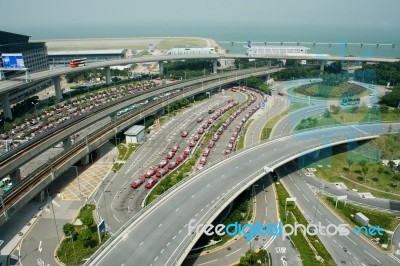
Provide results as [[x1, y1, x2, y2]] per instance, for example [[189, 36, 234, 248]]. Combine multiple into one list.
[[361, 165, 369, 183], [81, 214, 94, 228], [388, 160, 396, 168], [323, 109, 332, 118], [239, 249, 269, 266], [79, 228, 93, 248], [63, 223, 75, 237]]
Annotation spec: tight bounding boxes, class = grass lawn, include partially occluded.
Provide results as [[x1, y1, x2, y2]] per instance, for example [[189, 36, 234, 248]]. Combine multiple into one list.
[[295, 107, 400, 131], [321, 195, 399, 249], [157, 38, 207, 50], [304, 135, 400, 200], [236, 119, 254, 150], [291, 82, 368, 99], [260, 101, 308, 140]]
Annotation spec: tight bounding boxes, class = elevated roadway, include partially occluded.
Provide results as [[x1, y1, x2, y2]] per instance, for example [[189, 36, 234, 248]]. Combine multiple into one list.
[[85, 122, 400, 266], [0, 67, 280, 224], [1, 53, 398, 96], [0, 67, 279, 177]]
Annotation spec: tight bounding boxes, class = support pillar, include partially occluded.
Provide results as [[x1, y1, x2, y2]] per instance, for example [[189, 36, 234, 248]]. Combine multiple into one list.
[[320, 62, 325, 72], [81, 155, 90, 165], [312, 150, 321, 159], [267, 60, 271, 67], [1, 93, 13, 120], [0, 70, 5, 81], [213, 59, 218, 74], [105, 66, 111, 84], [158, 61, 164, 75], [9, 168, 21, 181], [63, 137, 71, 149], [52, 76, 63, 102], [35, 190, 46, 203]]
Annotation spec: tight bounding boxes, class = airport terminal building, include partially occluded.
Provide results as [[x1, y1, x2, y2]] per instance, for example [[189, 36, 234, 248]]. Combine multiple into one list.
[[0, 30, 49, 74]]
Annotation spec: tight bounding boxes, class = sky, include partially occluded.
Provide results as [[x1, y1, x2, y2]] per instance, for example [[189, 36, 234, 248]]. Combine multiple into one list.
[[2, 0, 400, 40]]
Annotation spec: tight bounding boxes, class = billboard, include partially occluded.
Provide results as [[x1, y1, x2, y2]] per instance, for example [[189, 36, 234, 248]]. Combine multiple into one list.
[[1, 53, 25, 69]]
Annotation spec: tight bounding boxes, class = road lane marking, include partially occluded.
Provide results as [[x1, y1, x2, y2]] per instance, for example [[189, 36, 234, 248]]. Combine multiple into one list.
[[167, 242, 170, 247], [173, 235, 176, 240], [265, 207, 268, 217], [179, 229, 182, 234], [198, 259, 218, 265], [154, 256, 158, 262], [158, 223, 162, 228], [302, 194, 309, 202], [226, 248, 242, 257], [140, 242, 143, 246], [345, 236, 358, 246], [363, 250, 380, 264], [113, 214, 120, 222], [176, 208, 179, 212], [295, 184, 300, 191], [161, 249, 164, 254]]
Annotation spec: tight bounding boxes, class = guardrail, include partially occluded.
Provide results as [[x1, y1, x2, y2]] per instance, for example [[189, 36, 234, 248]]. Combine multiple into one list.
[[82, 127, 385, 265], [0, 67, 279, 163], [1, 68, 277, 211]]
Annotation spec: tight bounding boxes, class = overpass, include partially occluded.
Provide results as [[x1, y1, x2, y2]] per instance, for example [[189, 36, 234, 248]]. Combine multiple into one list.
[[0, 67, 281, 223], [1, 53, 399, 119], [85, 122, 399, 266]]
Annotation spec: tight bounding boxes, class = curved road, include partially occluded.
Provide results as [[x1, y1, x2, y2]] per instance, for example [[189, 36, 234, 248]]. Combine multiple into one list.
[[86, 123, 399, 266]]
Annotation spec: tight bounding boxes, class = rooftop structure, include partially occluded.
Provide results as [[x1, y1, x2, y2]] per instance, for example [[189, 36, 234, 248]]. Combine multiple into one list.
[[165, 47, 216, 55], [245, 45, 310, 56], [48, 49, 129, 65]]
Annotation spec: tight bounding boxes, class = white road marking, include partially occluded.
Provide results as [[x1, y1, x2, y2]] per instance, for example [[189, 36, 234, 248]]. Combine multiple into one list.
[[198, 259, 218, 265], [173, 235, 176, 240], [154, 256, 158, 262], [363, 250, 380, 264], [140, 242, 143, 246], [160, 249, 164, 254], [295, 184, 300, 191], [167, 242, 170, 247], [345, 236, 358, 246], [113, 214, 120, 223], [302, 194, 309, 202], [158, 223, 162, 228], [226, 248, 242, 257], [179, 229, 182, 234]]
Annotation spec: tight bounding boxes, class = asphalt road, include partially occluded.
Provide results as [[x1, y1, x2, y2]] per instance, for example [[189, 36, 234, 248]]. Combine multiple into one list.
[[185, 90, 294, 266], [278, 163, 400, 265], [94, 91, 247, 232], [87, 123, 399, 266]]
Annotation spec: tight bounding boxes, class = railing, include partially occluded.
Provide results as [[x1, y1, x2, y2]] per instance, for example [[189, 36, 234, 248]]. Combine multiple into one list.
[[1, 68, 277, 206], [82, 127, 384, 265]]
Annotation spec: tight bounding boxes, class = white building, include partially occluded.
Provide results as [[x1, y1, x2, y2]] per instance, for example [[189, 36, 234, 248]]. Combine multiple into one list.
[[165, 47, 216, 55], [124, 125, 145, 144], [245, 45, 310, 56]]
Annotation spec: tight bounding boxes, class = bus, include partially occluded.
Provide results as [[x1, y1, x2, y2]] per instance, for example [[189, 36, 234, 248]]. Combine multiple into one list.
[[69, 58, 87, 68]]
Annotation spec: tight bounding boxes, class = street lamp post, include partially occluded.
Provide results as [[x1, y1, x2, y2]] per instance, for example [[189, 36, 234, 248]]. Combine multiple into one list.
[[31, 102, 39, 114], [70, 166, 83, 206]]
